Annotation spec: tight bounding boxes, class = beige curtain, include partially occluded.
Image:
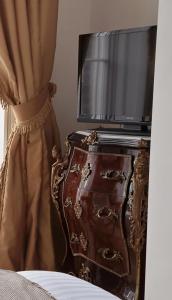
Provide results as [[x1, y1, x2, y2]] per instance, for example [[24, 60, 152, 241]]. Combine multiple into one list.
[[0, 0, 66, 271]]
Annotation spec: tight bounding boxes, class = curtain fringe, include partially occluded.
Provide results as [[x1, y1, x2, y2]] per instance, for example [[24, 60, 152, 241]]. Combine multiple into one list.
[[0, 98, 53, 222], [13, 99, 52, 135]]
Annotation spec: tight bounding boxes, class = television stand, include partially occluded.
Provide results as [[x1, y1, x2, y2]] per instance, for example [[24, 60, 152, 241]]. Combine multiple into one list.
[[91, 125, 151, 137], [53, 130, 150, 300], [92, 123, 151, 136]]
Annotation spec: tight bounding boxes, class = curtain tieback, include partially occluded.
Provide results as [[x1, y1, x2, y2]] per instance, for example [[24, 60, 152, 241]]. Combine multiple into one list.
[[11, 83, 56, 134]]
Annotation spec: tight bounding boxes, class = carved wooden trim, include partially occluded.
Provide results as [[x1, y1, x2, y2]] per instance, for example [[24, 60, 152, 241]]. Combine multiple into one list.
[[81, 130, 98, 145], [51, 139, 71, 210], [79, 263, 92, 282], [81, 163, 92, 181], [127, 150, 149, 253], [127, 150, 149, 300], [64, 197, 73, 208], [74, 199, 82, 219]]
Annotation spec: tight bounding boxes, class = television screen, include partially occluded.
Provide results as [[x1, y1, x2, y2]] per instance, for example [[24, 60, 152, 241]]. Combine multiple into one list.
[[78, 26, 157, 124]]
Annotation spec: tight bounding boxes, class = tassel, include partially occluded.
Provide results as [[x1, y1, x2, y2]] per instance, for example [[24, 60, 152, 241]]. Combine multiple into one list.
[[13, 98, 52, 135]]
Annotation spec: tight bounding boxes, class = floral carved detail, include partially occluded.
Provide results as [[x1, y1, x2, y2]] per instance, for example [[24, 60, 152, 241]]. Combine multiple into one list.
[[127, 150, 149, 253], [70, 163, 81, 174], [70, 233, 79, 244], [81, 130, 98, 146], [79, 263, 92, 283], [74, 199, 82, 219], [51, 140, 71, 211], [81, 163, 92, 182], [64, 197, 72, 208]]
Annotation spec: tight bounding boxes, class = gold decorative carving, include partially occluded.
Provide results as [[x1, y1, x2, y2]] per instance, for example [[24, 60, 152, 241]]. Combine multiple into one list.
[[98, 248, 123, 262], [74, 199, 82, 219], [79, 263, 92, 282], [139, 139, 149, 148], [70, 163, 81, 174], [81, 130, 98, 145], [127, 150, 149, 253], [51, 139, 71, 211], [79, 232, 88, 251], [64, 197, 72, 208], [127, 150, 149, 299], [81, 163, 92, 181], [100, 170, 126, 182], [70, 233, 79, 244]]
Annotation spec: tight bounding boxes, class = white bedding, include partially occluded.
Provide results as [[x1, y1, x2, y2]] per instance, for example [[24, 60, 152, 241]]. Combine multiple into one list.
[[19, 271, 120, 300]]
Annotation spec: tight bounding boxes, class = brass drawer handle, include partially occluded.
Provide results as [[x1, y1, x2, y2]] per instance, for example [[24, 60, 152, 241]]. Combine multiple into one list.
[[64, 197, 72, 208], [100, 170, 126, 182], [70, 163, 92, 182], [96, 207, 119, 220], [70, 164, 81, 173], [70, 233, 79, 244], [98, 248, 123, 262]]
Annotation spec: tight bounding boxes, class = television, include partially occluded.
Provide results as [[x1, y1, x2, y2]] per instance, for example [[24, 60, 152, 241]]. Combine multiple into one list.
[[77, 26, 157, 128]]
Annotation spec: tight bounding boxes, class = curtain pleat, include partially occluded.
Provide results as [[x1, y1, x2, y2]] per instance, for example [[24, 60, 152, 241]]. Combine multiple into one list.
[[0, 0, 66, 271]]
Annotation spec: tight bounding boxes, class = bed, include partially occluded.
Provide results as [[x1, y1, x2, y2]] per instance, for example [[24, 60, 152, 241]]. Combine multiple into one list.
[[19, 271, 120, 300]]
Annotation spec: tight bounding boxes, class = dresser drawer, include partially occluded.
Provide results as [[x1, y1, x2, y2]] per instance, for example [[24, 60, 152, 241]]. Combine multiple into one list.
[[63, 190, 130, 277], [66, 147, 132, 196]]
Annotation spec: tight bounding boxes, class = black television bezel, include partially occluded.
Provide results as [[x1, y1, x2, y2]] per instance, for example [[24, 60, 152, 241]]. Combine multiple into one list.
[[77, 25, 157, 126]]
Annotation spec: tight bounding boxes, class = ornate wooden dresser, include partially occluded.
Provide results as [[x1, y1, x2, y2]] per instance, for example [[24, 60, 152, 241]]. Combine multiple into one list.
[[51, 130, 150, 300]]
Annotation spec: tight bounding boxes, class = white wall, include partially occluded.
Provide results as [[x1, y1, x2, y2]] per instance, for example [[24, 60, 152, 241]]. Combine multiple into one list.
[[145, 1, 172, 299], [52, 0, 92, 146], [90, 0, 158, 32], [53, 0, 159, 146]]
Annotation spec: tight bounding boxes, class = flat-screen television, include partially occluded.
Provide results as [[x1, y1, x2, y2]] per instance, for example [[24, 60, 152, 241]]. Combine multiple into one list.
[[77, 26, 157, 126]]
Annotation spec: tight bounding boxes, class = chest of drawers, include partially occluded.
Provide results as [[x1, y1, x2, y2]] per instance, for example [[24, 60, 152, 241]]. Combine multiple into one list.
[[51, 130, 150, 300]]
